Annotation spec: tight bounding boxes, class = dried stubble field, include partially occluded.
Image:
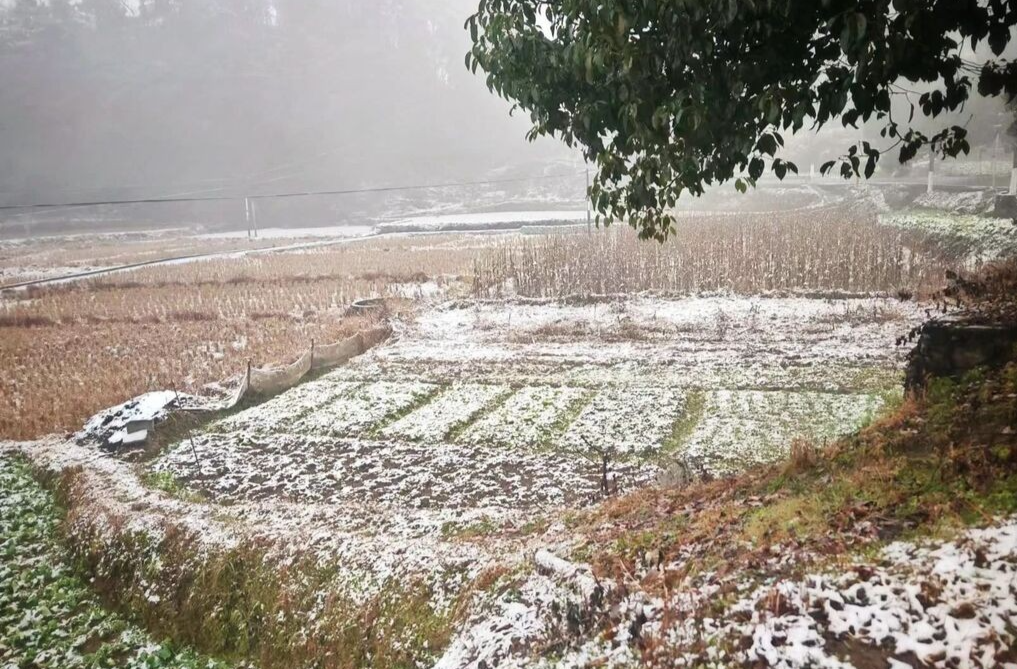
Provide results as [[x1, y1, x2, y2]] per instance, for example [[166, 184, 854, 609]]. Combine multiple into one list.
[[473, 207, 962, 297], [0, 234, 478, 440]]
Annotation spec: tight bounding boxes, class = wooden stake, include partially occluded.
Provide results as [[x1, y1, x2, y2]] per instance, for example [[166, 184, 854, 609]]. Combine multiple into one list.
[[173, 387, 201, 470]]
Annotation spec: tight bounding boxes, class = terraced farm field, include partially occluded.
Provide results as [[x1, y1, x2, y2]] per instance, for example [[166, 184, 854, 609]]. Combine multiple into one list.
[[153, 294, 922, 525]]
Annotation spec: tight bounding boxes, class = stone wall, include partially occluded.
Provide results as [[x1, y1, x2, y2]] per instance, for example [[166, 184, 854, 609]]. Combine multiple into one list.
[[906, 318, 1017, 389]]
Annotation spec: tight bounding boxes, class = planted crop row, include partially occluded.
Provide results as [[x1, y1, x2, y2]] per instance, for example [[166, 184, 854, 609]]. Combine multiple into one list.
[[0, 453, 239, 669]]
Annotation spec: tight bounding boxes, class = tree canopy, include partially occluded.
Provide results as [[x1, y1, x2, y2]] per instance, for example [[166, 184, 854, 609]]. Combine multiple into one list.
[[466, 0, 1017, 239]]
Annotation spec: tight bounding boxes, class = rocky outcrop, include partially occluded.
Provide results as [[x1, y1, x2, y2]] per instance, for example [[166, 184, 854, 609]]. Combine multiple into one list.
[[906, 317, 1017, 389]]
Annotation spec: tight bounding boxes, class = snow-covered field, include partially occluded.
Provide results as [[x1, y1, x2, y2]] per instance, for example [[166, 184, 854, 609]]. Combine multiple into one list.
[[682, 390, 884, 475], [375, 210, 588, 234], [380, 383, 511, 442], [882, 211, 1017, 261], [10, 290, 987, 666], [560, 386, 687, 459], [153, 295, 923, 521], [197, 225, 375, 240]]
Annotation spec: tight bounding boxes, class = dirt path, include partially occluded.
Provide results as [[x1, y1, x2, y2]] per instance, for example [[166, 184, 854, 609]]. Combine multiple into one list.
[[0, 235, 373, 292]]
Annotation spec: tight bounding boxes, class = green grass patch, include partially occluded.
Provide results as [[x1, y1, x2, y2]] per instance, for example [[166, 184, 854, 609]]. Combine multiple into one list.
[[661, 389, 706, 456], [49, 463, 468, 669], [537, 388, 597, 452], [441, 517, 501, 540], [518, 516, 551, 536], [139, 470, 205, 503], [366, 383, 446, 437], [445, 387, 515, 443]]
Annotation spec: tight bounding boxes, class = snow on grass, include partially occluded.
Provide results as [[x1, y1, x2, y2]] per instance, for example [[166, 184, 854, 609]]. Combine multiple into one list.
[[210, 378, 362, 434], [289, 380, 439, 437], [937, 159, 1012, 177], [197, 225, 375, 240], [417, 296, 918, 345], [3, 290, 938, 663], [387, 296, 920, 375], [881, 211, 1017, 261], [150, 295, 911, 516], [679, 390, 884, 475], [379, 383, 511, 442], [666, 516, 1017, 669], [565, 360, 901, 394], [559, 386, 686, 459], [0, 453, 241, 669], [5, 436, 498, 605], [458, 385, 591, 449], [338, 355, 900, 396], [436, 517, 1017, 669]]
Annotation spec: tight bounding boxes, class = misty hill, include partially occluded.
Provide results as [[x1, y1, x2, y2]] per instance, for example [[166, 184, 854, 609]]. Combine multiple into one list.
[[0, 0, 574, 209]]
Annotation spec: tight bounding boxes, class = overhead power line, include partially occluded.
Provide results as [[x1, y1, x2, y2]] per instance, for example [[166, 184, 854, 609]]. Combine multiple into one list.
[[0, 172, 585, 212]]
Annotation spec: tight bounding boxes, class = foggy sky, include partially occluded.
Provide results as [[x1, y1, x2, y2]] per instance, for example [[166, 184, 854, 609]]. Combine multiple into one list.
[[0, 0, 575, 207], [0, 1, 1010, 214]]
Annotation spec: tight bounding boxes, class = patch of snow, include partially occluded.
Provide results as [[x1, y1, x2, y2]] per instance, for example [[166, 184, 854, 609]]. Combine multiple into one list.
[[380, 383, 510, 442], [197, 225, 375, 240], [882, 211, 1017, 262], [78, 391, 204, 448], [375, 211, 588, 234], [912, 190, 996, 215], [460, 385, 590, 449], [560, 386, 686, 458], [680, 390, 884, 475], [290, 381, 438, 437], [435, 516, 1017, 669]]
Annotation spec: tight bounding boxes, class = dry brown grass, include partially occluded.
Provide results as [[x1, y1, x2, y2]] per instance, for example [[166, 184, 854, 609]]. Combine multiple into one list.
[[0, 234, 478, 440], [473, 208, 959, 297], [0, 317, 377, 440]]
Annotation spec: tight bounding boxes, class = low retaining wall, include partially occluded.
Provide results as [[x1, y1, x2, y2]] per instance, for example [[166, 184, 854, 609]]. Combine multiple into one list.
[[906, 318, 1017, 389]]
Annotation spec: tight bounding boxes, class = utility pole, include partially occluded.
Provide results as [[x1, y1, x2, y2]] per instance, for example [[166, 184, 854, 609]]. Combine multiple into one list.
[[1011, 144, 1017, 196], [244, 196, 259, 239], [927, 148, 935, 194], [993, 131, 1001, 190]]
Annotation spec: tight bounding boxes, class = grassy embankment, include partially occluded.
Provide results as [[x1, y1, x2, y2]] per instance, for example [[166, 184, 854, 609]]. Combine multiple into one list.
[[0, 454, 240, 669]]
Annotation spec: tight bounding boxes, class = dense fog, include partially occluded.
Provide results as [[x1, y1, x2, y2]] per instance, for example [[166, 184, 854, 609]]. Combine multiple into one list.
[[0, 0, 577, 210]]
